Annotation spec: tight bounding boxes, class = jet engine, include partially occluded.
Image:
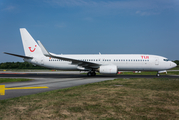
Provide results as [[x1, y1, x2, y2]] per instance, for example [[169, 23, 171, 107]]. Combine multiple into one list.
[[99, 65, 118, 74]]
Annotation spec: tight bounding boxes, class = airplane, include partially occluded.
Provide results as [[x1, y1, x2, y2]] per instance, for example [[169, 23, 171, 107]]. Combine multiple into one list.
[[4, 28, 177, 77]]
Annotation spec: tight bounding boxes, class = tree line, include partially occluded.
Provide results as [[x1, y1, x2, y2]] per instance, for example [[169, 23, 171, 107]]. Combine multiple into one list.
[[174, 60, 179, 66], [0, 62, 46, 69], [0, 60, 179, 69]]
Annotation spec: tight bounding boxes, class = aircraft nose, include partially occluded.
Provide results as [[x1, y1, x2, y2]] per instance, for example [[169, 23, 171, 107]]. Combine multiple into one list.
[[171, 62, 177, 68]]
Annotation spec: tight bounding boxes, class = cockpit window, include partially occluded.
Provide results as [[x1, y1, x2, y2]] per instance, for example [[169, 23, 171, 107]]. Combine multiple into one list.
[[163, 59, 169, 61]]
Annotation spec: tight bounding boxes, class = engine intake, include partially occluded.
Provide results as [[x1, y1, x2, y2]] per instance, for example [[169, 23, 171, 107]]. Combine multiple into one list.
[[99, 65, 118, 74]]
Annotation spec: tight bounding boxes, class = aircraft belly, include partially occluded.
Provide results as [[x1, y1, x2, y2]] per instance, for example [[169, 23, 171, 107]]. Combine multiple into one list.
[[117, 63, 151, 71], [44, 62, 78, 70], [55, 64, 77, 70]]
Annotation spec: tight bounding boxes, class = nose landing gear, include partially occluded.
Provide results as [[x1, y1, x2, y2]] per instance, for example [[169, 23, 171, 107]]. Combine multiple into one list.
[[156, 73, 160, 77]]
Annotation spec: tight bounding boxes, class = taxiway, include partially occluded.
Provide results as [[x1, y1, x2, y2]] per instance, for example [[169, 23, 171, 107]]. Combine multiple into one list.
[[0, 73, 179, 100]]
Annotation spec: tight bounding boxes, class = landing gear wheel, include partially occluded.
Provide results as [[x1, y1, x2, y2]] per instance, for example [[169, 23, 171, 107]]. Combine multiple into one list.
[[156, 73, 160, 77], [87, 72, 92, 76], [87, 71, 96, 76], [94, 72, 96, 76], [91, 72, 96, 76]]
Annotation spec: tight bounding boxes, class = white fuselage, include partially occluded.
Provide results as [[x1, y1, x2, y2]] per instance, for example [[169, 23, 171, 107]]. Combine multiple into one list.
[[24, 54, 176, 71]]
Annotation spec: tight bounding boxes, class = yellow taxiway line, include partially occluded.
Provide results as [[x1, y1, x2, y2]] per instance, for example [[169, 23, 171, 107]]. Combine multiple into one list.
[[0, 85, 48, 95]]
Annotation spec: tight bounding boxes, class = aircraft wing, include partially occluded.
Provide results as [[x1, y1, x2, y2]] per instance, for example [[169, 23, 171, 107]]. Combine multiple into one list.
[[4, 52, 33, 59], [37, 41, 101, 69]]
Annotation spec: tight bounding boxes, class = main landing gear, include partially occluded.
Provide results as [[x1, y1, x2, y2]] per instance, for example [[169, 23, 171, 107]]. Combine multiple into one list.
[[87, 71, 96, 76]]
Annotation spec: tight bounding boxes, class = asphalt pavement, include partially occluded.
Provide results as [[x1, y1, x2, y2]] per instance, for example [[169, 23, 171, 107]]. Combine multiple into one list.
[[0, 72, 179, 100]]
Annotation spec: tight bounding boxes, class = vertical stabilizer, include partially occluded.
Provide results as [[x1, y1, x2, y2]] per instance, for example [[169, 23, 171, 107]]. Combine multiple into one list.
[[20, 28, 43, 57]]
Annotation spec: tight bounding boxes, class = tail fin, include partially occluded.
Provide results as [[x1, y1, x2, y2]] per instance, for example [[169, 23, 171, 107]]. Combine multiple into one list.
[[20, 28, 43, 57]]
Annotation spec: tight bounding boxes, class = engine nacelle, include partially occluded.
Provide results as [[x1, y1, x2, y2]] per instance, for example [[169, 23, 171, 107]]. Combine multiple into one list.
[[99, 65, 118, 74]]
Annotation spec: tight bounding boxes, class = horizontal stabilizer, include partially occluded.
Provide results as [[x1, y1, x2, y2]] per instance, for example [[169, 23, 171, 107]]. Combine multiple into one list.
[[4, 52, 33, 59]]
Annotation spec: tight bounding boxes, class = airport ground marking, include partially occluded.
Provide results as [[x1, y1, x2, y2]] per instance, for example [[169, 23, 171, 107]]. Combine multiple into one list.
[[0, 85, 48, 95]]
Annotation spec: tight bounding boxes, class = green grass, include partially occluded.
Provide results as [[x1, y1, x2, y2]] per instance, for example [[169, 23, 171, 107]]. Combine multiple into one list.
[[1, 78, 179, 119], [0, 78, 32, 83], [168, 71, 179, 75], [170, 66, 179, 70]]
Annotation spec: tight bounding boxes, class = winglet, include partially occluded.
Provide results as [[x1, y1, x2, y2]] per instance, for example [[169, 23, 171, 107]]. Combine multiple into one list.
[[37, 40, 51, 57]]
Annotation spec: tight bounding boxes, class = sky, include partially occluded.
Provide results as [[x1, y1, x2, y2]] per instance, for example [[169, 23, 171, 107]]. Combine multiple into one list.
[[0, 0, 179, 62]]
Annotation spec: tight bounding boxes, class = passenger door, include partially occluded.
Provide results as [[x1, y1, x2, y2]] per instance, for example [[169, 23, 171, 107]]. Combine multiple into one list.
[[155, 58, 159, 65]]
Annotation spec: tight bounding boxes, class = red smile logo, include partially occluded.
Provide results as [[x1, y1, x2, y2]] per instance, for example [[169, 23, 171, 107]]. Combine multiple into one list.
[[29, 45, 37, 52]]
